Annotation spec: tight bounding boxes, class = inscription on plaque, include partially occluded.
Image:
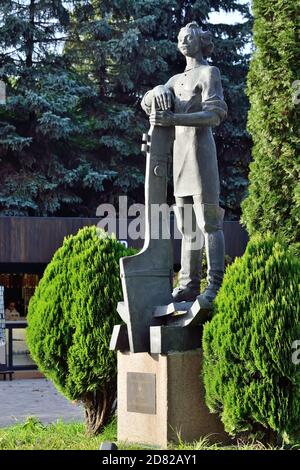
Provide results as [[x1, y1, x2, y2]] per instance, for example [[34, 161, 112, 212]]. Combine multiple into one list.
[[127, 372, 156, 414]]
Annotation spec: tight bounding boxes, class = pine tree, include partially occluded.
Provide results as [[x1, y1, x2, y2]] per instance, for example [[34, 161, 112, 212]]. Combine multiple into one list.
[[0, 1, 252, 217], [241, 0, 300, 243], [67, 0, 252, 217], [208, 1, 253, 219], [0, 0, 105, 215]]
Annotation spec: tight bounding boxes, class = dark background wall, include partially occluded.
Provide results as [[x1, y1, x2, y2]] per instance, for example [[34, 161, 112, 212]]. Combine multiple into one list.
[[0, 217, 248, 267]]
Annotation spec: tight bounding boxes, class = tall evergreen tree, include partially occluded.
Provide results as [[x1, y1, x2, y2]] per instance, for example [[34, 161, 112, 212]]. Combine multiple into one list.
[[0, 1, 252, 217], [67, 0, 252, 217], [241, 0, 300, 243], [208, 1, 252, 219], [0, 0, 105, 215]]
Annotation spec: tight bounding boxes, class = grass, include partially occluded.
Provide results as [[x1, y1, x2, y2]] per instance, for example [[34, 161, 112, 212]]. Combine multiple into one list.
[[0, 417, 287, 450], [0, 417, 143, 451]]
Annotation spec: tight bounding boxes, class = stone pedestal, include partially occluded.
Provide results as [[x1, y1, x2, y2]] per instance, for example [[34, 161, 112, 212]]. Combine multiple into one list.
[[117, 349, 230, 448]]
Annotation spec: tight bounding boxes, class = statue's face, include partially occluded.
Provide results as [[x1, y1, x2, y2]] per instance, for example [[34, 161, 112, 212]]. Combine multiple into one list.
[[178, 28, 200, 57]]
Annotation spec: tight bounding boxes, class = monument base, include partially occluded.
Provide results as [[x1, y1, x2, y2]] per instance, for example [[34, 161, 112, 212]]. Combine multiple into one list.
[[117, 349, 230, 448]]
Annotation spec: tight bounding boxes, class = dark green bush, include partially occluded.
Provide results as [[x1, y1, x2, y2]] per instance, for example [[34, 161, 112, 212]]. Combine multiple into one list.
[[203, 234, 300, 444], [27, 226, 134, 434]]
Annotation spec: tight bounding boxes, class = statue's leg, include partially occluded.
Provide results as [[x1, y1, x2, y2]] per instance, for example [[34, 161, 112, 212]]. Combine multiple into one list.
[[172, 196, 204, 302], [192, 198, 225, 303]]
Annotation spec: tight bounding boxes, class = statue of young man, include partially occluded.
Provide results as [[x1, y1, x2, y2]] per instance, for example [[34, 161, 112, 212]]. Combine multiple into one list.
[[141, 22, 228, 306]]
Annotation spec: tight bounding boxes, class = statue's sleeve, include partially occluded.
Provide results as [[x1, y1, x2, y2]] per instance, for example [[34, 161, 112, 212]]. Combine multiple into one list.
[[201, 66, 228, 123]]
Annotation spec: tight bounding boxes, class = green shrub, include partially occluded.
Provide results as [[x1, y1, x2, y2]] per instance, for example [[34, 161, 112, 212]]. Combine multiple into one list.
[[203, 234, 300, 444], [27, 226, 135, 434], [241, 0, 300, 244]]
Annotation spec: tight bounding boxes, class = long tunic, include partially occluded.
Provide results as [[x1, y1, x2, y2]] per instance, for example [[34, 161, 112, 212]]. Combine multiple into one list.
[[142, 64, 227, 202]]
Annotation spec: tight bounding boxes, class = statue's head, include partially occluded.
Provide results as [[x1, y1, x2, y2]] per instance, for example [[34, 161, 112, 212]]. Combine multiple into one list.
[[178, 22, 214, 58]]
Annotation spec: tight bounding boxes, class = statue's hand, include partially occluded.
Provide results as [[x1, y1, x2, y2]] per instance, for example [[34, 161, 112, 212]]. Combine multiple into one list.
[[153, 85, 173, 110], [149, 110, 175, 127]]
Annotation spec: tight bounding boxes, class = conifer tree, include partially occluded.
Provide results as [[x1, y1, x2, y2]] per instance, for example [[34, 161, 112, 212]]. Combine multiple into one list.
[[241, 0, 300, 243], [0, 0, 102, 215], [67, 0, 252, 217], [27, 226, 136, 434], [0, 1, 252, 216], [203, 234, 300, 443]]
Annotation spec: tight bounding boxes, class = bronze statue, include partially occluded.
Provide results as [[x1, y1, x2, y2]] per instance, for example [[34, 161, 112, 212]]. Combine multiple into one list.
[[141, 22, 227, 307], [111, 22, 227, 353]]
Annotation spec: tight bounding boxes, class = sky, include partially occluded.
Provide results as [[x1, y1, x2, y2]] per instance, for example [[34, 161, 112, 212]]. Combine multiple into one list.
[[208, 2, 253, 54], [209, 0, 251, 25], [209, 10, 247, 24]]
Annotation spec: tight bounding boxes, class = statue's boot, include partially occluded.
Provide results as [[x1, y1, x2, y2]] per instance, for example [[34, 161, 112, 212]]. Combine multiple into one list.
[[193, 203, 225, 307], [172, 202, 204, 302]]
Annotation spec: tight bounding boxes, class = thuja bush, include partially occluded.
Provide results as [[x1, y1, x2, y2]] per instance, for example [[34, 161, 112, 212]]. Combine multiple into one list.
[[241, 0, 300, 244], [203, 234, 300, 444], [27, 226, 135, 434]]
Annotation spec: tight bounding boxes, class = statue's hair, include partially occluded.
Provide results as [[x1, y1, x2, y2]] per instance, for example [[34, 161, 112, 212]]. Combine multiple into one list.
[[181, 22, 214, 57]]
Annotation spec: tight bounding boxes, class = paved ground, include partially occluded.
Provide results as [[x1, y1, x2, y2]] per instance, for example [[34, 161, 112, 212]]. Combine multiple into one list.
[[0, 379, 84, 427]]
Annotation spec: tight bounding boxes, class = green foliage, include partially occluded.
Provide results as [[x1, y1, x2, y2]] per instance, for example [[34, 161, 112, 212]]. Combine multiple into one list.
[[0, 418, 120, 451], [203, 234, 300, 443], [26, 226, 134, 431], [241, 0, 300, 243], [0, 1, 103, 216], [0, 0, 252, 217], [69, 0, 252, 218], [0, 417, 288, 450]]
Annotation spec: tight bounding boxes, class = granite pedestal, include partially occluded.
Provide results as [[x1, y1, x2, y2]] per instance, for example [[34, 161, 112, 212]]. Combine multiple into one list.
[[117, 349, 230, 448]]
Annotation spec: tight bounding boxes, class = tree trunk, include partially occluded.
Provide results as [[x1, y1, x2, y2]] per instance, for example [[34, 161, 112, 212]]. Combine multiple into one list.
[[24, 0, 35, 68], [250, 424, 280, 448], [83, 378, 117, 435], [268, 428, 282, 448]]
